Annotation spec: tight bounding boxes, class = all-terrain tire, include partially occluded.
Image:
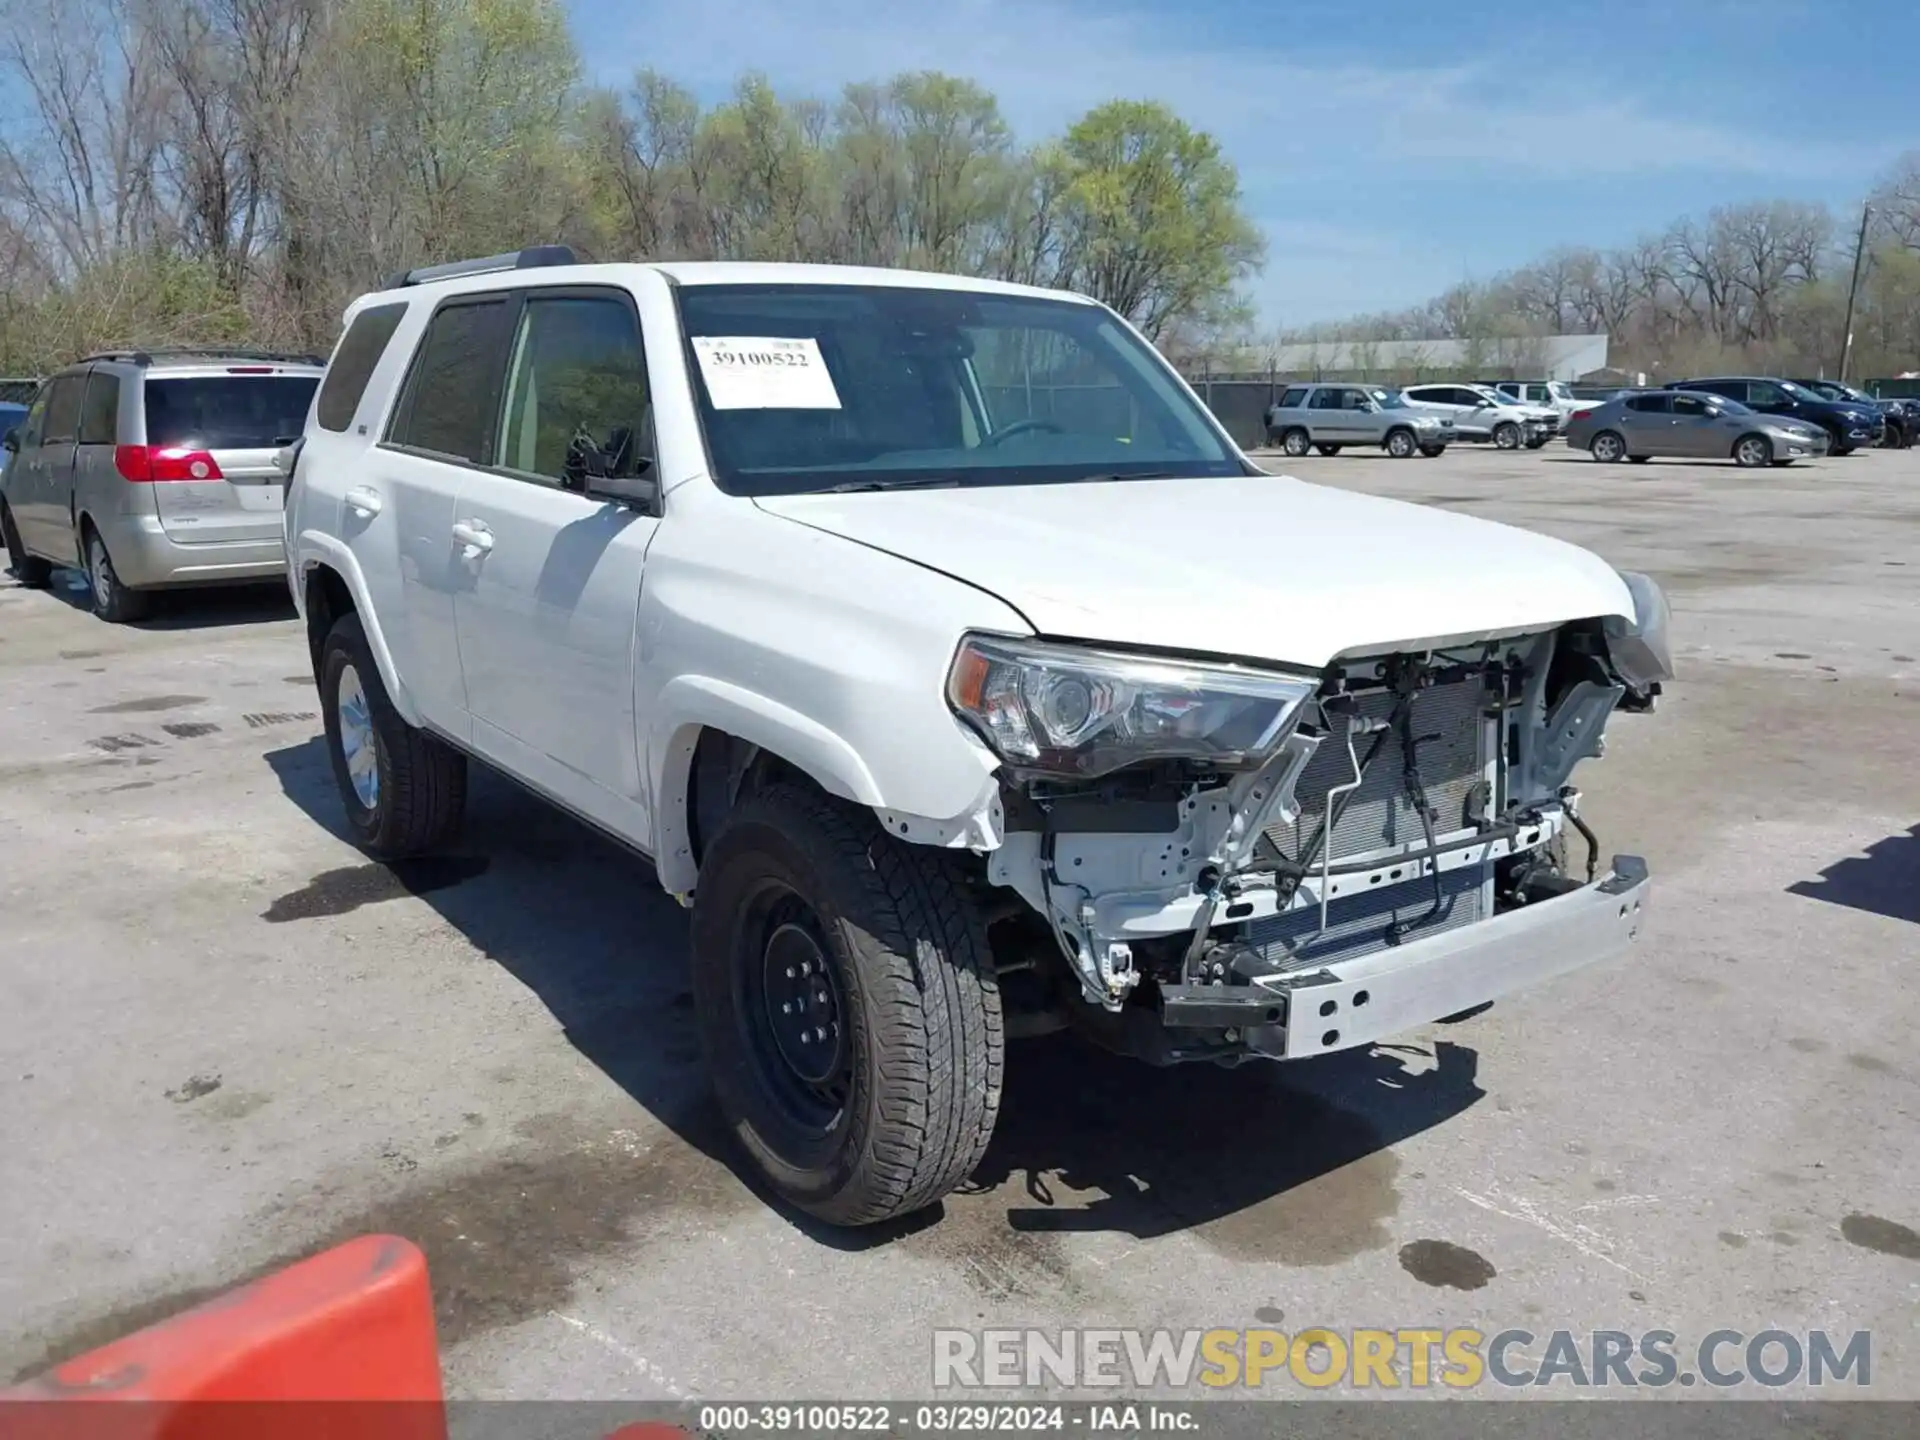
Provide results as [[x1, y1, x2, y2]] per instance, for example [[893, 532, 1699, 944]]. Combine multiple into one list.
[[1, 501, 51, 586], [319, 611, 467, 857], [691, 783, 1004, 1226]]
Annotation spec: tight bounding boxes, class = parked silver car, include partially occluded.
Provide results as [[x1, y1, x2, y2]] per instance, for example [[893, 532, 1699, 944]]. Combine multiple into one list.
[[1399, 383, 1558, 448], [1563, 389, 1829, 468], [0, 349, 322, 620], [1263, 382, 1453, 458]]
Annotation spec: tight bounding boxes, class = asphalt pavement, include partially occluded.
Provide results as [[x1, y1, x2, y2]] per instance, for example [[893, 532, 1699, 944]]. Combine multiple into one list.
[[2, 443, 1917, 1412]]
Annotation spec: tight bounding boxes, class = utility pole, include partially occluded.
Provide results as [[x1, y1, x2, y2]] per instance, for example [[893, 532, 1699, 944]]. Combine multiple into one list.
[[1838, 202, 1872, 384]]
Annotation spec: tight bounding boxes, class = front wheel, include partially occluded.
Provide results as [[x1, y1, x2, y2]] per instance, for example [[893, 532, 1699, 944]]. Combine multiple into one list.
[[1280, 428, 1311, 458], [1314, 444, 1341, 456], [1493, 422, 1522, 450], [1589, 431, 1626, 463], [1384, 428, 1416, 459], [320, 611, 467, 857], [1, 502, 51, 587], [1733, 434, 1773, 469], [691, 784, 1003, 1226]]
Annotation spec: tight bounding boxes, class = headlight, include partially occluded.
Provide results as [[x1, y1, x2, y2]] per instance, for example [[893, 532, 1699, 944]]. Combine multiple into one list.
[[1602, 571, 1674, 690], [947, 635, 1317, 779]]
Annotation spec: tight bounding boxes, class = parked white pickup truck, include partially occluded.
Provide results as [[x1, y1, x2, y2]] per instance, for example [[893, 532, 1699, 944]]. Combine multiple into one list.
[[284, 249, 1670, 1226]]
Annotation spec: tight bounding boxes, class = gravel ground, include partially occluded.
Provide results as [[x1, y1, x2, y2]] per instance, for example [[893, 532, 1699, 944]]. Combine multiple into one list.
[[2, 442, 1917, 1418]]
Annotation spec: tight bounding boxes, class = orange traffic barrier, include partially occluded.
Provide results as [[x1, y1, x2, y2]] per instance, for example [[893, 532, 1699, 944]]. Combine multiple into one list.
[[2, 1234, 445, 1439]]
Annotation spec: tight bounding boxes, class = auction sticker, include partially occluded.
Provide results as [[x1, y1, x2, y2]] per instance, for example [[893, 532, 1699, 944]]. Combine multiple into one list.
[[692, 336, 842, 410]]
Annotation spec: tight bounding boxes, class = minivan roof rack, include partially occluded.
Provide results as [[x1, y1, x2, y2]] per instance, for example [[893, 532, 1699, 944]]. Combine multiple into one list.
[[78, 347, 327, 367], [382, 245, 578, 291]]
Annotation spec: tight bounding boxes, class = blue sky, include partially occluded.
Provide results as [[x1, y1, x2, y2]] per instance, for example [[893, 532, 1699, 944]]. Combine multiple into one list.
[[568, 0, 1912, 328]]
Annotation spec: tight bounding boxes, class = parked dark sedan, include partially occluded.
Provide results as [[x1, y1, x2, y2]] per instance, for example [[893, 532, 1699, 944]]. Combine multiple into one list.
[[1788, 378, 1914, 449], [1673, 376, 1881, 454]]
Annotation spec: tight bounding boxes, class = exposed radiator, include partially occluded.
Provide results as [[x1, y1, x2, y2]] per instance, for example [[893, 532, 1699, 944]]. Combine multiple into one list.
[[1264, 677, 1489, 863], [1250, 675, 1494, 973]]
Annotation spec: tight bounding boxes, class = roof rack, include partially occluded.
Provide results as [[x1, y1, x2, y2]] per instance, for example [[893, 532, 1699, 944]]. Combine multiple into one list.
[[78, 347, 327, 367], [382, 244, 579, 291]]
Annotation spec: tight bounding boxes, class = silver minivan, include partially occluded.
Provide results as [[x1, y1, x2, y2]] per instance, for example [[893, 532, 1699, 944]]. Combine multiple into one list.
[[0, 349, 322, 621]]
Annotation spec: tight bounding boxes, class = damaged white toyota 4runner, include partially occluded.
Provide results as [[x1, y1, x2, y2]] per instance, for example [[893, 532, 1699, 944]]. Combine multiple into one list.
[[287, 250, 1670, 1227]]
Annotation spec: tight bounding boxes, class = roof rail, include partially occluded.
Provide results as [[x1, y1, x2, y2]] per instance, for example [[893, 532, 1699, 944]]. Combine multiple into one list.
[[77, 347, 327, 367], [382, 245, 579, 291]]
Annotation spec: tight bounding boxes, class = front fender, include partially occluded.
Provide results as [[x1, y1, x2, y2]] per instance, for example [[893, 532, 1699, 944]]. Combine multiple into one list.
[[294, 532, 421, 729], [647, 673, 1001, 895]]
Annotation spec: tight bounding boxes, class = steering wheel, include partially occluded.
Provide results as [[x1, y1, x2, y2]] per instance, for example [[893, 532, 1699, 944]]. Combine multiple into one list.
[[981, 418, 1065, 447]]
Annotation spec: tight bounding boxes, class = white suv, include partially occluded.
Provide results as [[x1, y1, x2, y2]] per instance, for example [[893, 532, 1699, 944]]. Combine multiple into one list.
[[286, 248, 1670, 1226], [1399, 384, 1558, 449]]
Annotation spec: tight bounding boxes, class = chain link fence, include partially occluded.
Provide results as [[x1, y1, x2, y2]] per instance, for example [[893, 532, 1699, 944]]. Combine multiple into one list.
[[0, 377, 40, 404]]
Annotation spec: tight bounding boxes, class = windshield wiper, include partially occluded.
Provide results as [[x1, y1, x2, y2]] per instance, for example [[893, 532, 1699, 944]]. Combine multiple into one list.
[[817, 475, 966, 494]]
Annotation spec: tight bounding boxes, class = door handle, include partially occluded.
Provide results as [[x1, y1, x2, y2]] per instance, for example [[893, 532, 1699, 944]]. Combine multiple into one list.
[[451, 519, 493, 554], [344, 486, 382, 517]]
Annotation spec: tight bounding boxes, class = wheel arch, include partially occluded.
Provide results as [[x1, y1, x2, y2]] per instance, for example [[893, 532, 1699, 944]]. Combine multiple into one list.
[[294, 539, 421, 727], [650, 676, 1003, 897], [652, 679, 886, 897]]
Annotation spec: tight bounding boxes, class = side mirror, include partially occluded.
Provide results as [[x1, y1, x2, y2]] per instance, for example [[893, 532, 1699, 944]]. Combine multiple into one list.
[[585, 468, 659, 512], [2, 427, 18, 455]]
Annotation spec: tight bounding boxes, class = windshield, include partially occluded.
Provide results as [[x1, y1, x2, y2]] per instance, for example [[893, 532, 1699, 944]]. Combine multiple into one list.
[[676, 284, 1245, 496], [1776, 380, 1822, 404], [1366, 387, 1411, 409], [1680, 391, 1752, 414], [1470, 387, 1511, 407]]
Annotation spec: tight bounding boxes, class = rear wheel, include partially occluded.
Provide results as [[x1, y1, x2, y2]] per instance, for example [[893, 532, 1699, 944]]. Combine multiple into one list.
[[1384, 428, 1416, 459], [83, 525, 151, 623], [320, 611, 467, 857], [1280, 428, 1311, 458], [1589, 431, 1626, 463], [1, 501, 51, 587], [1314, 443, 1341, 456], [691, 783, 1003, 1226], [1733, 434, 1772, 469], [1493, 422, 1522, 450]]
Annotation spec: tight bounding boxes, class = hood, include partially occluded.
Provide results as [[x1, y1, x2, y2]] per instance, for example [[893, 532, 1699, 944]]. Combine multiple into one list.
[[755, 474, 1636, 670]]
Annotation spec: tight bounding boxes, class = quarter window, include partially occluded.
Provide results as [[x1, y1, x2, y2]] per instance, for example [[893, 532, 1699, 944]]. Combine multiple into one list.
[[318, 302, 409, 432], [496, 294, 652, 485], [1277, 386, 1308, 408]]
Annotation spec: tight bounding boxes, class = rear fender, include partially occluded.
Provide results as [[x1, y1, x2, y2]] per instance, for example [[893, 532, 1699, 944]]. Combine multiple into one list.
[[295, 533, 420, 727]]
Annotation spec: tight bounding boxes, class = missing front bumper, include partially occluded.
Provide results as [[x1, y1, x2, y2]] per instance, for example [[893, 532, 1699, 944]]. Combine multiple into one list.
[[1159, 854, 1648, 1059]]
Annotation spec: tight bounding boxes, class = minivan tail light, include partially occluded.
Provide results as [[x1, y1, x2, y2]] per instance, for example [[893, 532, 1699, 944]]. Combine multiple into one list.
[[115, 444, 224, 482]]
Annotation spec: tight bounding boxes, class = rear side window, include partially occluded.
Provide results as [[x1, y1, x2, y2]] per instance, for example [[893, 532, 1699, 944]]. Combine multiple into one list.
[[144, 377, 320, 449], [1277, 386, 1308, 408], [79, 373, 120, 444], [1308, 388, 1341, 410], [318, 302, 409, 432], [388, 299, 512, 463], [41, 377, 84, 444], [1625, 393, 1670, 413]]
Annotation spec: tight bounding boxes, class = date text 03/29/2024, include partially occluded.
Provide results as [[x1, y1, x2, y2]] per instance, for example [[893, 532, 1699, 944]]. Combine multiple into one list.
[[693, 1405, 1194, 1433]]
